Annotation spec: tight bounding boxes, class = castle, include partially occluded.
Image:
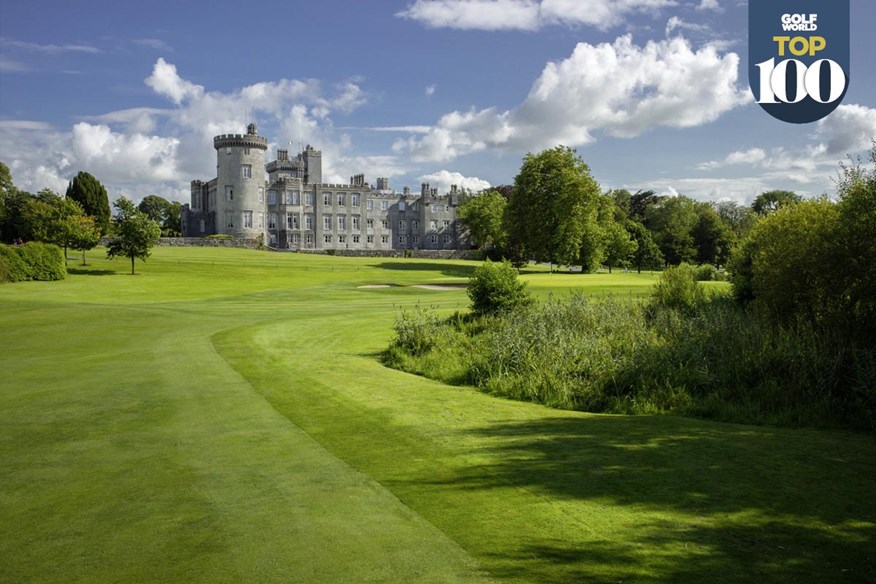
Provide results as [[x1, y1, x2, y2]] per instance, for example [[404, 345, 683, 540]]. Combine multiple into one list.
[[181, 124, 470, 251]]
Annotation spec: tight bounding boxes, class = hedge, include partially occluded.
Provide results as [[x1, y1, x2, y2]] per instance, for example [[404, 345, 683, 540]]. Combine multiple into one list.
[[0, 242, 66, 282]]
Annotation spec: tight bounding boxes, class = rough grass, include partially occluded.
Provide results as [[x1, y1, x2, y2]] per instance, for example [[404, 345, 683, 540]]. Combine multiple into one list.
[[1, 247, 874, 583]]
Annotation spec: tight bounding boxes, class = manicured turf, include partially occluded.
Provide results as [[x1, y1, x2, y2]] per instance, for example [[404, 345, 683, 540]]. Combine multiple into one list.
[[1, 247, 873, 583]]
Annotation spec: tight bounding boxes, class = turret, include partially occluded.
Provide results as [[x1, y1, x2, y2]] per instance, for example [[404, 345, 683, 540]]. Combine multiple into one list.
[[214, 124, 268, 238]]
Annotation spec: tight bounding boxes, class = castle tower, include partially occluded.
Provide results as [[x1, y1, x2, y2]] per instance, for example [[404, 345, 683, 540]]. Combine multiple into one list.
[[301, 144, 322, 185], [214, 123, 268, 238]]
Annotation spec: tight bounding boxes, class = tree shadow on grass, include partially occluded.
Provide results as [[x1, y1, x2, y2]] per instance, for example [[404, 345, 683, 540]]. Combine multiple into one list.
[[438, 415, 876, 583], [377, 261, 475, 278], [67, 268, 117, 276]]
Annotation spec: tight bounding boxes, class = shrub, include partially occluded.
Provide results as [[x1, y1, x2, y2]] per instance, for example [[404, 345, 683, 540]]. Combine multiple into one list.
[[467, 259, 532, 316], [0, 245, 28, 282], [16, 242, 66, 280], [694, 264, 718, 281], [0, 242, 65, 282], [649, 263, 705, 313]]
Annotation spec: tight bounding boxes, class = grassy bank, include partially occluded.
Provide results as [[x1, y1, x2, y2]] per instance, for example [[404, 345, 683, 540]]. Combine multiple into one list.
[[1, 247, 874, 583]]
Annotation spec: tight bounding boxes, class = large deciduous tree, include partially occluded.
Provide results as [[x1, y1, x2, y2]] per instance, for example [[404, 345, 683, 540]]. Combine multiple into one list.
[[752, 189, 801, 216], [138, 194, 182, 236], [106, 197, 161, 275], [626, 220, 664, 273], [457, 189, 507, 251], [66, 171, 111, 235], [691, 203, 735, 267], [646, 195, 698, 265], [507, 146, 601, 268]]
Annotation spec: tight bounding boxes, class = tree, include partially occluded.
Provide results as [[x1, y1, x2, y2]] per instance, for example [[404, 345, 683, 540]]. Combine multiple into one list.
[[626, 220, 664, 273], [730, 198, 838, 323], [830, 145, 876, 340], [752, 189, 801, 216], [646, 195, 698, 265], [602, 220, 638, 274], [691, 203, 735, 266], [457, 190, 508, 251], [66, 214, 101, 266], [506, 146, 601, 268], [717, 200, 756, 240], [66, 171, 111, 235], [467, 260, 532, 316], [106, 197, 161, 275], [138, 194, 181, 236]]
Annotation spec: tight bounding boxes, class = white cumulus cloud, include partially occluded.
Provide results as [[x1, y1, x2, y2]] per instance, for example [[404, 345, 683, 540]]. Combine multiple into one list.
[[418, 170, 492, 193], [397, 35, 747, 162], [397, 0, 678, 31], [145, 58, 205, 105]]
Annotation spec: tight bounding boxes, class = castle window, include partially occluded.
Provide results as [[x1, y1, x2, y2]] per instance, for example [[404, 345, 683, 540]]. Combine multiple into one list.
[[258, 187, 264, 203], [430, 220, 437, 230], [244, 147, 251, 155], [324, 215, 332, 230], [412, 220, 419, 231], [324, 234, 333, 244], [269, 213, 278, 229], [411, 202, 418, 211], [399, 201, 406, 211], [225, 212, 234, 228], [291, 191, 300, 205], [399, 220, 406, 232], [199, 219, 205, 233], [337, 193, 346, 206], [351, 194, 360, 207], [399, 235, 406, 244], [268, 191, 277, 205], [226, 147, 232, 155], [381, 200, 389, 211], [381, 219, 388, 230], [290, 233, 300, 245], [243, 211, 253, 229], [338, 235, 347, 244], [242, 164, 252, 179], [338, 216, 346, 230], [305, 214, 314, 230], [305, 193, 314, 206], [367, 235, 374, 244], [225, 186, 233, 201], [352, 216, 360, 230], [430, 235, 438, 244], [323, 193, 331, 205], [306, 234, 314, 245], [412, 235, 420, 245], [259, 213, 264, 229], [443, 234, 451, 244], [270, 233, 277, 245], [381, 235, 389, 244], [286, 192, 293, 205], [444, 220, 451, 228], [367, 199, 374, 210], [366, 219, 374, 230], [353, 235, 360, 244]]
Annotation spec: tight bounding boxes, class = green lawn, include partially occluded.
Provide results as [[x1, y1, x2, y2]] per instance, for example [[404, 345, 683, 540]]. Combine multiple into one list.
[[1, 247, 873, 583]]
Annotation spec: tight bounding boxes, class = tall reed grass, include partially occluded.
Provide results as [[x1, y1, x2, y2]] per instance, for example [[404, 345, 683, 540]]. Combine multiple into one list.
[[385, 294, 875, 430]]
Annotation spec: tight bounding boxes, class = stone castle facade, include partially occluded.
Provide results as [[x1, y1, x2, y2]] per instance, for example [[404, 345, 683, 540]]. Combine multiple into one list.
[[181, 124, 470, 251]]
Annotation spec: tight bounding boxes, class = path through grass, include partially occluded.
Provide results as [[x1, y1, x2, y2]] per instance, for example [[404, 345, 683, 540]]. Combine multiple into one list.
[[1, 247, 873, 583]]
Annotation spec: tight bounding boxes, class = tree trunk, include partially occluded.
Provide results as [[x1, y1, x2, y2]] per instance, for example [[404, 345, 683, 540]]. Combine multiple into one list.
[[608, 265, 612, 274], [81, 251, 86, 266], [130, 255, 135, 275]]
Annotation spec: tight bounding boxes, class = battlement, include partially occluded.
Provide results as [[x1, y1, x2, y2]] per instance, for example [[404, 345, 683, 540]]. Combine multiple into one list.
[[213, 133, 268, 150]]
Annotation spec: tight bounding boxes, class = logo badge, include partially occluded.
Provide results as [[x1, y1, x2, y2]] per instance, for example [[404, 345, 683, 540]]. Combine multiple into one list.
[[749, 0, 850, 124]]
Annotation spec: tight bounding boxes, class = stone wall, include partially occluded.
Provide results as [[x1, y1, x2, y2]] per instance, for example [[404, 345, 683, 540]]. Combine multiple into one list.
[[294, 248, 478, 260], [158, 237, 263, 249]]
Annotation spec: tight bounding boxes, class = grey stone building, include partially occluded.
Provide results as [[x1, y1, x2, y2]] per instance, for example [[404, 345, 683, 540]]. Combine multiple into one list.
[[181, 124, 470, 251]]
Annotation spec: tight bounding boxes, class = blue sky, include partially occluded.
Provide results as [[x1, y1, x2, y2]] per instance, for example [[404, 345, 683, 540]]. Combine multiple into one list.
[[1, 0, 874, 205]]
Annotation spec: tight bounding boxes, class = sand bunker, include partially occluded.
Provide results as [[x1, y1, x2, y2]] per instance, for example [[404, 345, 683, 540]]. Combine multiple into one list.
[[411, 284, 468, 291]]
